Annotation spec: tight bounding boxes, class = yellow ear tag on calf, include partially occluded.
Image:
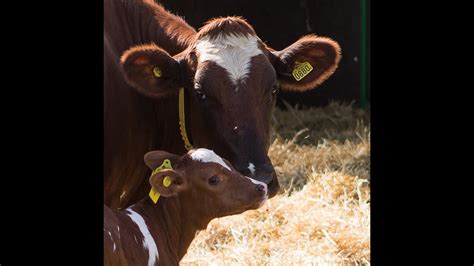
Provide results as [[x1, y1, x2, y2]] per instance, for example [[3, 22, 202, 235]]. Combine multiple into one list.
[[292, 61, 314, 81], [149, 159, 173, 204], [153, 67, 162, 78], [162, 176, 172, 187], [149, 187, 160, 204]]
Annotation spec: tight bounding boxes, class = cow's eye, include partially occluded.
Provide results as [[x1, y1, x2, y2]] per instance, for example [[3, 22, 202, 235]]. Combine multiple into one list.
[[272, 81, 280, 95], [208, 175, 220, 185], [270, 81, 280, 102], [194, 89, 206, 101]]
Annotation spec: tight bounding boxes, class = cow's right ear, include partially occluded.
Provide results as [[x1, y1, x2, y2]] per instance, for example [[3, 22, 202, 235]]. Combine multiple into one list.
[[120, 44, 182, 98]]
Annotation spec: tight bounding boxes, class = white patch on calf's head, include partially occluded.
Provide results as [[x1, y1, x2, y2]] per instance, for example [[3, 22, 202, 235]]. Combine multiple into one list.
[[126, 209, 159, 266], [188, 148, 231, 170], [195, 33, 263, 85]]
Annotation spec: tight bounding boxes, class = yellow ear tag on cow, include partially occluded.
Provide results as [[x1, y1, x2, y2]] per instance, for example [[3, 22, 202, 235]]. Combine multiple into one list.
[[149, 159, 173, 203], [153, 67, 162, 78], [292, 61, 313, 81]]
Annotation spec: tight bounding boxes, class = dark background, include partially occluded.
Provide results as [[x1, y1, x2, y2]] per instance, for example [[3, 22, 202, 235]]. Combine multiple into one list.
[[159, 0, 369, 108]]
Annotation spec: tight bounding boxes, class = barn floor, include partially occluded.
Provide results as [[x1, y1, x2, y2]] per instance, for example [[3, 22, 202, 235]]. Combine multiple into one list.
[[181, 102, 370, 265]]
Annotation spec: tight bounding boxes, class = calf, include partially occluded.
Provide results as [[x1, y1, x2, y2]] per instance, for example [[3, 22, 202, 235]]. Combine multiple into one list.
[[104, 148, 267, 265]]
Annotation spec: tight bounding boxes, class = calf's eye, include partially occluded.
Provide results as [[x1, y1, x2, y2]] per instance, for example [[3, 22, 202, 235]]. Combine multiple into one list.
[[208, 175, 220, 185]]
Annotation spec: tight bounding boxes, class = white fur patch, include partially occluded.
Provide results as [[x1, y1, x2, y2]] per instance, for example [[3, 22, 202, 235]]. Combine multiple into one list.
[[189, 148, 231, 170], [248, 162, 256, 175], [127, 209, 159, 266], [196, 33, 263, 85]]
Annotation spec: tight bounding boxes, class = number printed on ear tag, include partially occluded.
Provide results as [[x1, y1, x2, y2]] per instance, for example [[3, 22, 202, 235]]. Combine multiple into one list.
[[292, 62, 314, 81]]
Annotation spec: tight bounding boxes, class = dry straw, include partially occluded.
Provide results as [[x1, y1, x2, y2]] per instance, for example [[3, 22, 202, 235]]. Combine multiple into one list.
[[182, 102, 370, 265]]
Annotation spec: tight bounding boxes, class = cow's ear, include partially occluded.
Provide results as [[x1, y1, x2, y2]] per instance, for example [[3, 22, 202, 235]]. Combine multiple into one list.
[[272, 35, 341, 92], [149, 169, 188, 197], [120, 44, 182, 98]]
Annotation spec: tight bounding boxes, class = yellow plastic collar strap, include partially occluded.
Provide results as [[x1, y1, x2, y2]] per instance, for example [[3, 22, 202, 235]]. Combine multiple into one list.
[[179, 87, 194, 151], [149, 159, 173, 204]]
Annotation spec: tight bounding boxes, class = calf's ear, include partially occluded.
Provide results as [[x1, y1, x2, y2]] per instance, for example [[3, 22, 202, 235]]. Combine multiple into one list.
[[144, 150, 181, 170], [120, 44, 183, 98], [149, 170, 188, 197]]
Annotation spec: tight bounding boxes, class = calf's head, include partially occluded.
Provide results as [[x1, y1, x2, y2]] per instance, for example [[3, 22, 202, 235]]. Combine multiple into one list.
[[144, 148, 267, 218], [121, 17, 341, 197]]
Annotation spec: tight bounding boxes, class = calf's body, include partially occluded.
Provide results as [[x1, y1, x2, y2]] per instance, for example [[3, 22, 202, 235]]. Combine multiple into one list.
[[104, 148, 267, 265]]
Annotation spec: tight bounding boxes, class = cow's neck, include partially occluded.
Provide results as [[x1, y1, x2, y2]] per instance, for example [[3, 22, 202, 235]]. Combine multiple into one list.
[[104, 92, 187, 209], [130, 194, 211, 261]]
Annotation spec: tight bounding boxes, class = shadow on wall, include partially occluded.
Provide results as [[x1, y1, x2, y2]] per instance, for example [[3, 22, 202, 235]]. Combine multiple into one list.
[[158, 0, 365, 107]]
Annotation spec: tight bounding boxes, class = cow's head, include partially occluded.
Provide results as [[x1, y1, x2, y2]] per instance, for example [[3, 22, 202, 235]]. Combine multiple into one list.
[[120, 17, 341, 198]]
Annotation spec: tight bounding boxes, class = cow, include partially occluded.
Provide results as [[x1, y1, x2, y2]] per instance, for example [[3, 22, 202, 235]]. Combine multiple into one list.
[[104, 148, 268, 265], [104, 0, 341, 209]]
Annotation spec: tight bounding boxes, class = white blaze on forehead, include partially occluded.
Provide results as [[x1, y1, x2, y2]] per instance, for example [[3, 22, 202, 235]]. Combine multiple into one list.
[[126, 209, 159, 266], [195, 33, 263, 85], [248, 162, 256, 175], [189, 148, 231, 170]]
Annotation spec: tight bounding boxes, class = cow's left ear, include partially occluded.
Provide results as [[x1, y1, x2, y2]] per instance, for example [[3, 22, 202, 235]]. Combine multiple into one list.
[[271, 35, 341, 92]]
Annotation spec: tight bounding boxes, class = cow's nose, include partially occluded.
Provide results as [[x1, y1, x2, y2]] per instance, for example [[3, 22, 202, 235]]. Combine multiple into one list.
[[254, 163, 276, 184]]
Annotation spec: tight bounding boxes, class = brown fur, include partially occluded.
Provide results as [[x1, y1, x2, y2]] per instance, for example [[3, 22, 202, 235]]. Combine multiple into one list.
[[104, 149, 267, 265], [196, 16, 257, 40]]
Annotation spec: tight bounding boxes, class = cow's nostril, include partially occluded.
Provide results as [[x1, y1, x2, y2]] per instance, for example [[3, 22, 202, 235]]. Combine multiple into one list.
[[256, 184, 265, 192]]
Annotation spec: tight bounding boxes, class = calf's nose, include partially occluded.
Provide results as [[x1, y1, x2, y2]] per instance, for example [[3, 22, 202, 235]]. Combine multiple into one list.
[[256, 184, 266, 193]]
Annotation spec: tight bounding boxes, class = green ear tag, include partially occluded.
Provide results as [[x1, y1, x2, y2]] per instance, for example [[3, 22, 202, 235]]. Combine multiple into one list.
[[153, 67, 162, 78], [149, 159, 173, 203], [292, 61, 313, 81]]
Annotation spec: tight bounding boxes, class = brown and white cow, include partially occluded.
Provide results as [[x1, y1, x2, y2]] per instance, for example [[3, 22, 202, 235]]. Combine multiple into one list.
[[104, 148, 267, 265], [105, 0, 341, 209]]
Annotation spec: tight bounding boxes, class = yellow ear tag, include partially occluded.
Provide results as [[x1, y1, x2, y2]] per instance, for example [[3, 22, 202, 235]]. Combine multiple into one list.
[[292, 61, 313, 81], [149, 159, 173, 204], [153, 67, 162, 78], [163, 176, 172, 188]]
